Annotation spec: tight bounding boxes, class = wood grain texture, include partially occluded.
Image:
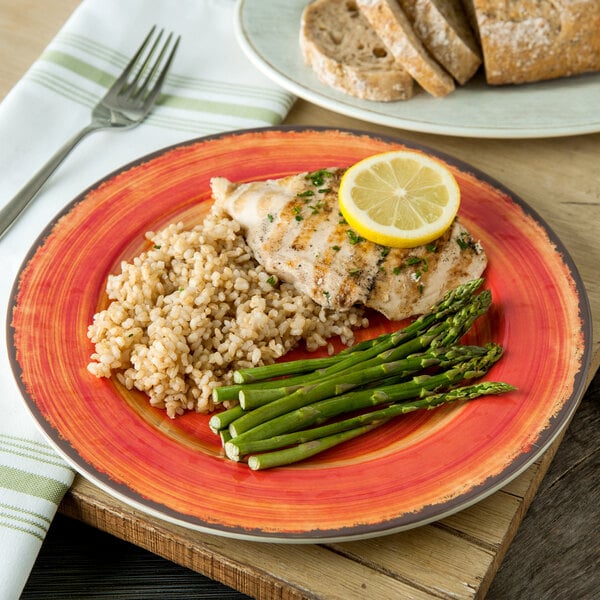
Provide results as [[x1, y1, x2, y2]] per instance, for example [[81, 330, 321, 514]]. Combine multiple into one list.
[[487, 374, 600, 599], [0, 0, 79, 100], [3, 1, 599, 598]]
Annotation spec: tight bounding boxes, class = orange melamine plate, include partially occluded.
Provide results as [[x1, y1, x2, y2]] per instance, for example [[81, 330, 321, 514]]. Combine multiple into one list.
[[8, 127, 592, 542]]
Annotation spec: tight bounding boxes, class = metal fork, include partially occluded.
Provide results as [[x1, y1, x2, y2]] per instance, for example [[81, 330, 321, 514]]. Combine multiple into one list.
[[0, 26, 180, 240]]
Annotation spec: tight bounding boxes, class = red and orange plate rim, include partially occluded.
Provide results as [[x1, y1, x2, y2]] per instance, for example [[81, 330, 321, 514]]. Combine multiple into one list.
[[7, 127, 592, 542]]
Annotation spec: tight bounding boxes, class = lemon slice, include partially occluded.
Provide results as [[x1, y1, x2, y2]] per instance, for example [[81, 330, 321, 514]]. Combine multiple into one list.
[[338, 150, 460, 248]]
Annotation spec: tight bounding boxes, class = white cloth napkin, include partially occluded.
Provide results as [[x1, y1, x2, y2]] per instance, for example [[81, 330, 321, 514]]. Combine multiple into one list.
[[0, 1, 294, 597]]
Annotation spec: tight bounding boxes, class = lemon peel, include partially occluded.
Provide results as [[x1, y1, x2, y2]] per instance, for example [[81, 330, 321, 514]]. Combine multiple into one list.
[[339, 150, 460, 248]]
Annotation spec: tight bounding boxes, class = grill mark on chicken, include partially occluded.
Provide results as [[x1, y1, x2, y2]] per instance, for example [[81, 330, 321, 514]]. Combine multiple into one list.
[[261, 191, 296, 256], [211, 168, 487, 321]]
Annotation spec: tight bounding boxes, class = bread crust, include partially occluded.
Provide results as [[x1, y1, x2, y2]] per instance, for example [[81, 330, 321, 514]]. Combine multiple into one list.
[[357, 0, 456, 97], [300, 0, 414, 101], [400, 0, 481, 84], [464, 0, 600, 85]]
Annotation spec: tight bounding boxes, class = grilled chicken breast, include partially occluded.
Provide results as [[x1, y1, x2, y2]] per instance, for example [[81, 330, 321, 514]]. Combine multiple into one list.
[[211, 168, 487, 321]]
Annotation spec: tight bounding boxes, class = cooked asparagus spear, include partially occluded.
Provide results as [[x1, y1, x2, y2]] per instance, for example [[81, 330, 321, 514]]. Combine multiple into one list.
[[228, 290, 491, 436], [227, 381, 514, 460], [242, 381, 516, 469], [228, 343, 503, 444]]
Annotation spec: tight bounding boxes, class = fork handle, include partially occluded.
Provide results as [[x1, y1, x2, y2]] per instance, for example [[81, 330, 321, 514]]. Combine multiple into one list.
[[0, 123, 99, 241]]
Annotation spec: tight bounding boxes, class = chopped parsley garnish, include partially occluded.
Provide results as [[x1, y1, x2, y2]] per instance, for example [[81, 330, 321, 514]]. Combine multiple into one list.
[[308, 201, 325, 214], [297, 190, 314, 198], [332, 245, 341, 252], [393, 256, 428, 276], [346, 229, 363, 245], [457, 231, 478, 252], [267, 213, 274, 222], [266, 275, 277, 286], [348, 268, 361, 278], [306, 169, 333, 187]]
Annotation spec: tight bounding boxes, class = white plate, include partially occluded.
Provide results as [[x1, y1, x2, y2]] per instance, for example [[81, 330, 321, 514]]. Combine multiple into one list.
[[234, 0, 600, 138]]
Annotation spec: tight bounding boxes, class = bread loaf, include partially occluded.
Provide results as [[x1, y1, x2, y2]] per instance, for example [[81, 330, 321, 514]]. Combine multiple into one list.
[[300, 0, 414, 101], [300, 0, 600, 104], [399, 0, 481, 84], [463, 0, 600, 85], [356, 0, 456, 97]]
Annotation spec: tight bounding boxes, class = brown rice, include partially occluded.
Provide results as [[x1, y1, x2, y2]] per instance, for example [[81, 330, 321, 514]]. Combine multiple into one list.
[[87, 204, 368, 417]]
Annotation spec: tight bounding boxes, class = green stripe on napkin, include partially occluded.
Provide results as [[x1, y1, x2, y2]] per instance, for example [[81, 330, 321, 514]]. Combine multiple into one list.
[[41, 49, 114, 88], [32, 46, 293, 132], [0, 467, 69, 503], [0, 502, 52, 541], [55, 32, 290, 104], [0, 434, 69, 469]]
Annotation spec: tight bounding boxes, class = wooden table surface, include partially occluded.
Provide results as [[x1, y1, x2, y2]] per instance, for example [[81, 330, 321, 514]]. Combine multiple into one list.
[[3, 2, 599, 599]]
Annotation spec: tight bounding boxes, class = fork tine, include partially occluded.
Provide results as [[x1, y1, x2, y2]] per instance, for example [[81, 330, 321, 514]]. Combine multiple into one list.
[[134, 31, 174, 99], [109, 26, 157, 94], [140, 34, 181, 110], [125, 29, 165, 96]]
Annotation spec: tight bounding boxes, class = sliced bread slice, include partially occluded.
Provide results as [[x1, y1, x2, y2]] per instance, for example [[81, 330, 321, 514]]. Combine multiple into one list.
[[399, 0, 481, 84], [464, 0, 600, 85], [356, 0, 455, 97], [300, 0, 414, 101]]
